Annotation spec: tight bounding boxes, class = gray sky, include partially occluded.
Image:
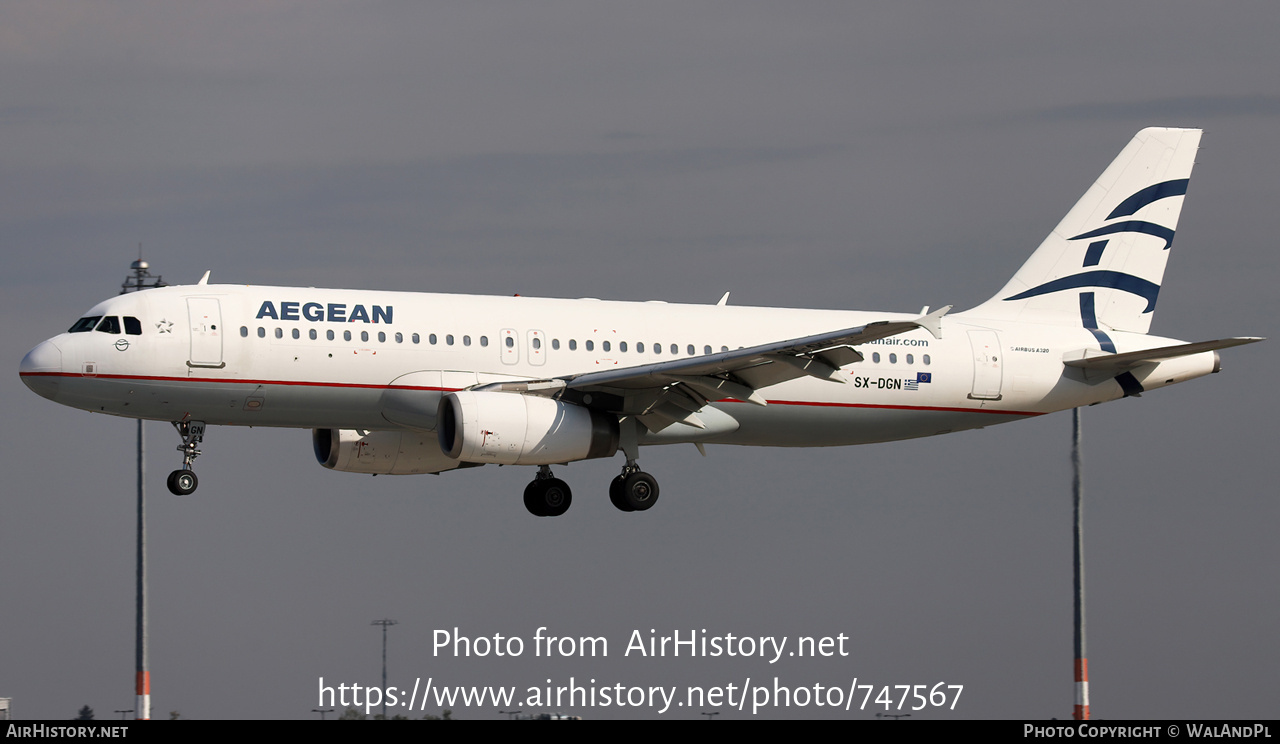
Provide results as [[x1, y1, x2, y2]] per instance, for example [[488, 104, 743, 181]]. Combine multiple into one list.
[[2, 1, 1276, 720]]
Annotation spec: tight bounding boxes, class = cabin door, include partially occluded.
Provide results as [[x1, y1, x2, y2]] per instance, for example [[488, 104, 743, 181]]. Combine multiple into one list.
[[187, 298, 225, 369], [967, 330, 1002, 400]]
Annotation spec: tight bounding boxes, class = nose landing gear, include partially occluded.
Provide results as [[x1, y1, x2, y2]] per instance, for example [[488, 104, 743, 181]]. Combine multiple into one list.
[[167, 420, 205, 495]]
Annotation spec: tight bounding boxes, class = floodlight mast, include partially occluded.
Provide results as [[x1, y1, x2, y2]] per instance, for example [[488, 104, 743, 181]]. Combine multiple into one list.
[[372, 619, 398, 719], [1072, 408, 1090, 721], [120, 252, 166, 721]]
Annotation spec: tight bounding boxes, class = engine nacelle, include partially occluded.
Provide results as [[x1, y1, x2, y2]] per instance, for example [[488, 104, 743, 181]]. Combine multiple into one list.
[[313, 428, 472, 475], [437, 391, 619, 466]]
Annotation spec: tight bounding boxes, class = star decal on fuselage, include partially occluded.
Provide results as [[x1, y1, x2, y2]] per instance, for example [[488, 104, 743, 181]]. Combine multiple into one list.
[[156, 319, 174, 334]]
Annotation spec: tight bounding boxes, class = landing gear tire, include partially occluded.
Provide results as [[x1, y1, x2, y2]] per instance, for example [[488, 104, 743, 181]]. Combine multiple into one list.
[[609, 475, 634, 512], [523, 481, 545, 516], [524, 477, 572, 517], [621, 471, 659, 511], [541, 478, 572, 517], [167, 469, 198, 496]]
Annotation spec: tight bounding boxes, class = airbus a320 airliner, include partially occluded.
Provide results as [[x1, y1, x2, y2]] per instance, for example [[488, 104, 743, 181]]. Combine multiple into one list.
[[19, 128, 1262, 516]]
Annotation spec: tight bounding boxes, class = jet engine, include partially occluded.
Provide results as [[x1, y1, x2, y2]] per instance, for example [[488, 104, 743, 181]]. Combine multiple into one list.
[[313, 428, 471, 475], [437, 390, 619, 466]]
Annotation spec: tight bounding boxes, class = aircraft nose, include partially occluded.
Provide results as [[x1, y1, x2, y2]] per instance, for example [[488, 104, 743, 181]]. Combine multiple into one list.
[[20, 338, 62, 400]]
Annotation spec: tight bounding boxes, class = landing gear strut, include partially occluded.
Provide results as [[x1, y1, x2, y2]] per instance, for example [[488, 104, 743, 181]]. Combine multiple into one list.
[[524, 465, 572, 517], [167, 420, 205, 496]]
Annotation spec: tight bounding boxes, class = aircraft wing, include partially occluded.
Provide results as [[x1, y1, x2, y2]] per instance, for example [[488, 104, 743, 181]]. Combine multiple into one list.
[[544, 306, 951, 431], [1063, 337, 1264, 372], [473, 306, 948, 430]]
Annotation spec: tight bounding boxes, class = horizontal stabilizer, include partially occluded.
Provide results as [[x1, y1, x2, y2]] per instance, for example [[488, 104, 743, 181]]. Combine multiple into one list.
[[1064, 337, 1263, 372]]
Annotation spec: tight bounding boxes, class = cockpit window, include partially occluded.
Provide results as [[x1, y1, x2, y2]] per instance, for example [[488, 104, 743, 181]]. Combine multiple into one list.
[[124, 317, 142, 335], [95, 316, 121, 334], [69, 316, 102, 333]]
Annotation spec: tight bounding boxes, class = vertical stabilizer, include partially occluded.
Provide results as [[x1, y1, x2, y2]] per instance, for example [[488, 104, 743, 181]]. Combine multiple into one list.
[[967, 128, 1202, 334]]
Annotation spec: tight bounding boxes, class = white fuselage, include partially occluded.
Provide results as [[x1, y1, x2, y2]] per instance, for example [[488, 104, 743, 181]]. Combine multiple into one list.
[[19, 283, 1215, 450]]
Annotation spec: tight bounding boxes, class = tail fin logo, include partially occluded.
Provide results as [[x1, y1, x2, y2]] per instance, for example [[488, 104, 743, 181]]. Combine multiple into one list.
[[1001, 178, 1189, 314], [1065, 176, 1189, 252]]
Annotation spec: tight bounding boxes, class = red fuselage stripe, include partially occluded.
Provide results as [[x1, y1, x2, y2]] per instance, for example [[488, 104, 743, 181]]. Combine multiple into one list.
[[23, 371, 1046, 417]]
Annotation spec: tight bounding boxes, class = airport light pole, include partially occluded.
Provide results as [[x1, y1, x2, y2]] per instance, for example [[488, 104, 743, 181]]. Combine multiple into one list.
[[120, 255, 166, 720], [1072, 408, 1090, 720], [372, 619, 398, 719]]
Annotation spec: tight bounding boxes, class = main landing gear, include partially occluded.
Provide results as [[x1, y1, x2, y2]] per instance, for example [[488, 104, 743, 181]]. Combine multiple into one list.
[[524, 465, 572, 517], [522, 460, 660, 517], [166, 420, 205, 496], [609, 462, 660, 513]]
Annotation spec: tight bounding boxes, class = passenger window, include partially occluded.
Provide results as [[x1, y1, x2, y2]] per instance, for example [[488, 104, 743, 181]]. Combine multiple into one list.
[[412, 333, 420, 344], [704, 345, 712, 355], [906, 353, 914, 365], [637, 342, 645, 353], [344, 330, 352, 342], [480, 336, 488, 347], [124, 317, 143, 335], [505, 336, 514, 348], [395, 332, 403, 343], [361, 331, 369, 342], [327, 330, 335, 341], [619, 341, 626, 352], [275, 328, 283, 339], [569, 339, 577, 351], [889, 353, 897, 364], [652, 343, 659, 355], [586, 340, 594, 351], [69, 316, 102, 333], [446, 334, 454, 345], [721, 346, 728, 353], [95, 316, 121, 334], [309, 329, 317, 340], [379, 331, 387, 343], [240, 326, 248, 337], [292, 328, 300, 340], [430, 333, 437, 345], [551, 339, 560, 350], [463, 335, 471, 346], [687, 345, 694, 355], [257, 327, 266, 338], [671, 344, 678, 355], [532, 337, 541, 349], [872, 352, 881, 363], [923, 354, 931, 365], [603, 341, 611, 352]]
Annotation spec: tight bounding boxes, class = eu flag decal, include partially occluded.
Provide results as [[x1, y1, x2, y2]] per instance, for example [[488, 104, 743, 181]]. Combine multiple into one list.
[[904, 372, 931, 392]]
